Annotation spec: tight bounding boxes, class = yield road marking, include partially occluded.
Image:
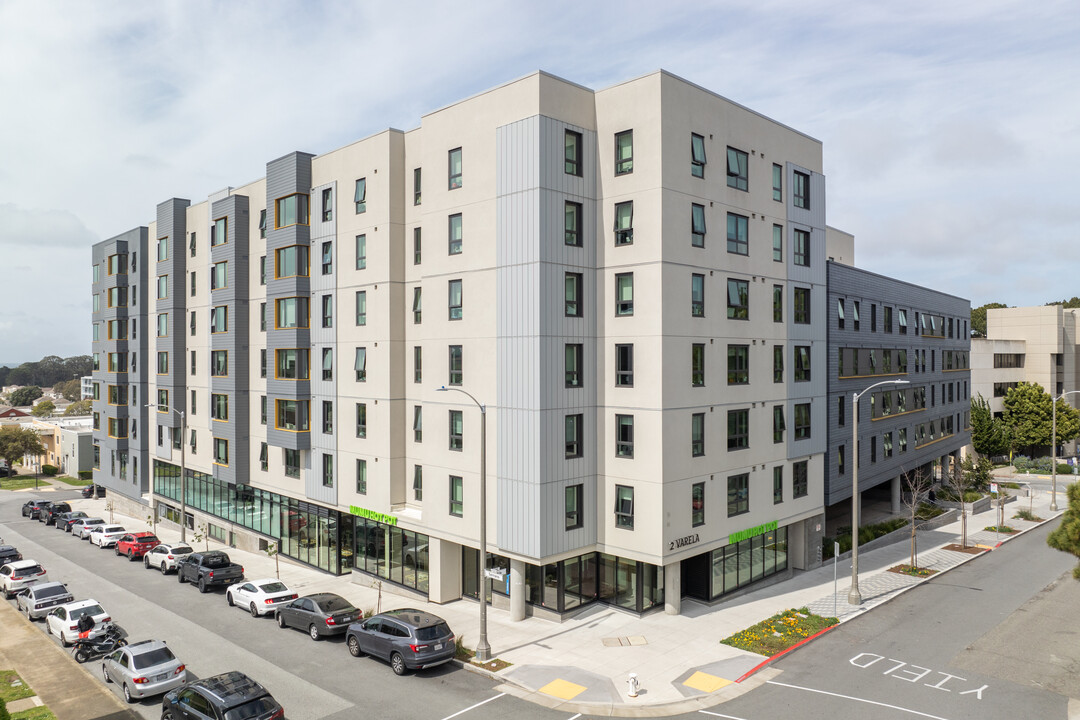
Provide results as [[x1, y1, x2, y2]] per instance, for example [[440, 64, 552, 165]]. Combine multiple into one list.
[[684, 671, 733, 693], [438, 692, 505, 720], [539, 678, 587, 700], [766, 680, 954, 720], [699, 711, 748, 719]]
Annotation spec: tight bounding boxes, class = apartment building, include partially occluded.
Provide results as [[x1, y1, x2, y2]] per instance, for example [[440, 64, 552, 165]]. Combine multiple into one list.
[[826, 261, 971, 514], [91, 70, 830, 619]]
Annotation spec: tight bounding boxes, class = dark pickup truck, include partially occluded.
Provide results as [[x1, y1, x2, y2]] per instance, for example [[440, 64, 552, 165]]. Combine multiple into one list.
[[176, 551, 244, 593]]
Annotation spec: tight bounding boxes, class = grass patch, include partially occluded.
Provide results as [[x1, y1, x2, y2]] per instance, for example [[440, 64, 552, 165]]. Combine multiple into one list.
[[888, 564, 938, 578], [52, 476, 90, 487], [12, 707, 57, 720], [0, 477, 45, 491], [916, 502, 945, 520], [984, 525, 1018, 534], [454, 635, 475, 661], [1013, 509, 1044, 522], [0, 670, 35, 703], [471, 658, 513, 672], [936, 488, 984, 503], [721, 608, 837, 656], [998, 481, 1021, 489]]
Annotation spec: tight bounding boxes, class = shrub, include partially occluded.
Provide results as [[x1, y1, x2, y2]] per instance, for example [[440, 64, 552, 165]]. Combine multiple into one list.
[[1057, 464, 1074, 475], [0, 697, 9, 720], [1013, 509, 1044, 522], [78, 470, 93, 480], [41, 464, 58, 476], [823, 517, 909, 559]]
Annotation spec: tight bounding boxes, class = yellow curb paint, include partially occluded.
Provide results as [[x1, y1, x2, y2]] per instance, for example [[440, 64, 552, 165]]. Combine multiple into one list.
[[683, 671, 732, 693], [538, 678, 588, 700]]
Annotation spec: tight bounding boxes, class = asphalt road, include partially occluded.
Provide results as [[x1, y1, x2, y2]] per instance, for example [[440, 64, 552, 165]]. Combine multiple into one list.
[[0, 490, 583, 720]]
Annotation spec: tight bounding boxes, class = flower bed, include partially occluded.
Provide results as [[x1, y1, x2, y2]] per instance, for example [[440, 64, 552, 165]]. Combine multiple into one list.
[[721, 608, 837, 656]]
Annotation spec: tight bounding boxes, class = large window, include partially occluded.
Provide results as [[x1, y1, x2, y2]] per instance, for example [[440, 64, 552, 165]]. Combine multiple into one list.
[[213, 438, 229, 466], [276, 399, 309, 432], [795, 346, 811, 382], [691, 134, 707, 178], [727, 474, 749, 517], [275, 349, 309, 380], [448, 148, 462, 189], [565, 485, 583, 530], [275, 245, 309, 278], [691, 204, 706, 247], [211, 350, 228, 377], [156, 352, 169, 375], [793, 460, 808, 498], [211, 262, 227, 290], [448, 279, 462, 320], [614, 485, 634, 528], [210, 306, 227, 334], [727, 279, 748, 320], [616, 344, 633, 386], [727, 345, 749, 385], [565, 201, 582, 247], [157, 274, 168, 299], [449, 410, 463, 451], [211, 393, 228, 421], [726, 147, 748, 191], [615, 414, 634, 458], [565, 414, 583, 459], [564, 344, 582, 388], [794, 287, 810, 323], [565, 272, 583, 317], [614, 201, 633, 245], [275, 193, 309, 228], [157, 236, 168, 262], [691, 413, 705, 457], [275, 297, 309, 329], [615, 273, 634, 316], [794, 229, 810, 267], [211, 217, 227, 246], [794, 403, 811, 440], [565, 130, 582, 176], [793, 171, 809, 209], [727, 213, 748, 255], [727, 409, 749, 450], [157, 312, 169, 337], [615, 130, 633, 175], [448, 345, 463, 385]]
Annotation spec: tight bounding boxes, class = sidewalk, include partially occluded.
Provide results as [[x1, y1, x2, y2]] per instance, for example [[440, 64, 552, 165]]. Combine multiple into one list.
[[65, 480, 1067, 717]]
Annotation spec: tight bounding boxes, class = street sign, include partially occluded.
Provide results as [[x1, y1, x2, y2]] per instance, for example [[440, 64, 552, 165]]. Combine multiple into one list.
[[990, 482, 999, 495], [483, 568, 507, 580]]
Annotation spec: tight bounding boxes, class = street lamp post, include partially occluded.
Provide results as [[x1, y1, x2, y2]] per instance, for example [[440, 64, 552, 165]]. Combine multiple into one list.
[[849, 378, 910, 605], [1050, 391, 1080, 513], [148, 404, 187, 541], [435, 385, 491, 662]]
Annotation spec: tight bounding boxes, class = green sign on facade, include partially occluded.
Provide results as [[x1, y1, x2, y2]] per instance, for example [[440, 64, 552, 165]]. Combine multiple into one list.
[[348, 506, 398, 526], [728, 520, 778, 545]]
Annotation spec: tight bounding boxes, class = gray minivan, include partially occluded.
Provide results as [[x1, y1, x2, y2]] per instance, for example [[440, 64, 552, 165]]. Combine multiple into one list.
[[345, 608, 455, 675]]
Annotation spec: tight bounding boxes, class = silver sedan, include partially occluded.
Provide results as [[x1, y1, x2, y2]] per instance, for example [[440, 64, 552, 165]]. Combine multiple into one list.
[[101, 639, 186, 704]]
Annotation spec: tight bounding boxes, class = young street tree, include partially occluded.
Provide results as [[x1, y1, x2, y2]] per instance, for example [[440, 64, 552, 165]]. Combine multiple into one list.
[[1002, 382, 1080, 456], [31, 399, 55, 418], [0, 425, 47, 475], [63, 399, 92, 416], [970, 393, 1009, 457], [1048, 483, 1080, 579], [900, 468, 937, 568]]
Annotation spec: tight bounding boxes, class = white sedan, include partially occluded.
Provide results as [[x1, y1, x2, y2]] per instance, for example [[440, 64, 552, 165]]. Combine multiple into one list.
[[226, 578, 298, 617], [88, 525, 127, 548], [46, 599, 111, 646], [143, 543, 194, 574]]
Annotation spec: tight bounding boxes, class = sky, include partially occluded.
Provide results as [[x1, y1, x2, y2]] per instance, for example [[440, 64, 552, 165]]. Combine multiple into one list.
[[0, 0, 1077, 364]]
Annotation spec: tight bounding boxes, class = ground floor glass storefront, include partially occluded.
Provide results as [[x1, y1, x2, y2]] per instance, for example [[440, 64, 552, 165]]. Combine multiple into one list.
[[681, 525, 789, 601]]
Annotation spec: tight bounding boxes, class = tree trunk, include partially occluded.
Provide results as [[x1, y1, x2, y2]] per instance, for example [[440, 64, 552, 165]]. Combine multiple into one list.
[[910, 526, 917, 568], [960, 508, 967, 549]]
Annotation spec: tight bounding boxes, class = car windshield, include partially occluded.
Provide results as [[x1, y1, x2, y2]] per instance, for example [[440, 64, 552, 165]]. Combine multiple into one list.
[[172, 546, 193, 555], [13, 566, 42, 577], [258, 582, 288, 593], [203, 555, 229, 567], [35, 585, 68, 598], [131, 646, 176, 669], [69, 605, 103, 620], [319, 596, 355, 613], [223, 697, 277, 720], [415, 623, 450, 641]]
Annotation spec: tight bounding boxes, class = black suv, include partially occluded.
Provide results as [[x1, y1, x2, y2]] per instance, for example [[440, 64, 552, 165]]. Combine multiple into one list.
[[0, 545, 21, 565], [21, 500, 51, 519], [41, 502, 72, 525], [161, 671, 282, 720]]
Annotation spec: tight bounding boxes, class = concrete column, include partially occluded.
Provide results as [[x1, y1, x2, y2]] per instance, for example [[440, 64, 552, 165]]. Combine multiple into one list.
[[891, 475, 901, 514], [509, 559, 526, 622], [664, 561, 681, 615]]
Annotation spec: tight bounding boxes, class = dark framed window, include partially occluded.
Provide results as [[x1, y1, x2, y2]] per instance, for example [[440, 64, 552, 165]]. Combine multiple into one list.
[[413, 405, 422, 442], [838, 299, 845, 329], [615, 273, 634, 316], [691, 343, 705, 387], [448, 279, 462, 320], [691, 134, 707, 178], [449, 410, 463, 451], [565, 201, 582, 247], [692, 482, 705, 526], [615, 414, 634, 458], [448, 148, 462, 190], [413, 346, 422, 384], [565, 130, 582, 176], [794, 287, 810, 323], [838, 444, 845, 475], [448, 345, 463, 386], [794, 403, 811, 440], [565, 272, 583, 317], [727, 474, 749, 517], [727, 345, 749, 385], [773, 285, 783, 323], [321, 452, 335, 488], [615, 130, 633, 175], [773, 405, 785, 443], [355, 234, 366, 270], [691, 274, 705, 317], [795, 346, 811, 382], [322, 348, 333, 381], [772, 163, 782, 202], [413, 227, 422, 265], [565, 344, 583, 388], [793, 170, 809, 209], [727, 409, 749, 450], [726, 147, 748, 190], [774, 345, 783, 383], [565, 484, 583, 530], [356, 403, 367, 438], [565, 414, 583, 458], [413, 465, 423, 501], [413, 287, 422, 324], [772, 225, 783, 262], [321, 188, 333, 222], [793, 460, 808, 498], [727, 213, 748, 255], [413, 168, 421, 206], [773, 467, 783, 503], [794, 229, 810, 267], [448, 214, 463, 255], [321, 295, 333, 328], [691, 413, 705, 457], [354, 177, 366, 213], [727, 278, 748, 320], [614, 201, 633, 245], [449, 476, 463, 516], [691, 203, 706, 247], [884, 306, 893, 333], [354, 347, 367, 382], [614, 485, 634, 528], [616, 344, 634, 387]]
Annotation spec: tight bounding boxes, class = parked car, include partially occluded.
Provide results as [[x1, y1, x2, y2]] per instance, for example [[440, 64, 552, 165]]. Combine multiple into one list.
[[16, 581, 74, 620], [56, 511, 89, 532], [46, 599, 111, 646], [161, 671, 282, 720], [176, 551, 244, 592], [41, 502, 72, 525], [346, 608, 456, 675], [144, 543, 194, 574], [0, 545, 22, 565], [0, 560, 48, 598], [275, 593, 359, 641], [71, 518, 106, 539], [115, 532, 160, 560], [102, 639, 186, 704], [226, 579, 298, 617], [88, 525, 127, 548], [81, 484, 106, 498], [21, 500, 51, 519]]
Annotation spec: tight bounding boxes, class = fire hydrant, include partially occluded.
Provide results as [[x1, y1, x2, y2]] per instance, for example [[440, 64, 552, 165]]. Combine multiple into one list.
[[627, 673, 640, 698]]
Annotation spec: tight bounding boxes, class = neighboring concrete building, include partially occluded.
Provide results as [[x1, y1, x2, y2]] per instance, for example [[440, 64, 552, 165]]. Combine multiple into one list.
[[81, 375, 94, 400], [826, 261, 971, 517], [93, 69, 836, 618]]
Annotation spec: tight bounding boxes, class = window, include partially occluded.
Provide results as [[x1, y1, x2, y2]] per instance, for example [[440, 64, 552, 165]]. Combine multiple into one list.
[[260, 443, 268, 471], [727, 213, 748, 255], [157, 236, 168, 262], [108, 417, 127, 439], [448, 214, 462, 255], [322, 401, 333, 434], [794, 403, 811, 440], [275, 349, 308, 380], [449, 345, 463, 385], [838, 299, 845, 329], [838, 444, 845, 475], [211, 393, 228, 421], [615, 130, 633, 175], [793, 229, 810, 267], [773, 285, 783, 323], [793, 460, 808, 498], [615, 273, 633, 315], [793, 171, 809, 209], [692, 343, 705, 386], [691, 482, 705, 527], [774, 345, 784, 383], [213, 438, 228, 466], [356, 403, 367, 438], [156, 352, 168, 375], [898, 308, 908, 334], [773, 225, 783, 262], [449, 410, 463, 451], [565, 273, 583, 317], [107, 253, 126, 275], [261, 396, 266, 425], [189, 271, 196, 297], [565, 130, 582, 176], [275, 245, 309, 278], [275, 297, 308, 329], [727, 279, 748, 320], [276, 399, 309, 432], [565, 484, 583, 530], [691, 204, 706, 247], [275, 193, 309, 228], [355, 458, 366, 493], [448, 279, 462, 320], [107, 286, 128, 307], [794, 287, 810, 323], [795, 346, 811, 382], [320, 454, 333, 487], [321, 242, 332, 275], [772, 164, 782, 202], [413, 405, 422, 442], [691, 133, 707, 178], [616, 344, 634, 387], [156, 389, 169, 412], [413, 346, 422, 383], [565, 414, 583, 458], [413, 465, 423, 501], [412, 287, 422, 324], [838, 395, 845, 425], [726, 147, 748, 190], [355, 291, 366, 326], [565, 201, 582, 247], [157, 312, 168, 337], [727, 409, 749, 450], [260, 349, 266, 378], [884, 306, 893, 333], [899, 428, 907, 453], [871, 304, 877, 332], [355, 234, 366, 270], [259, 210, 266, 239], [615, 414, 634, 458], [565, 344, 583, 388], [211, 217, 227, 247], [691, 413, 705, 457], [771, 467, 783, 504], [614, 201, 633, 245], [259, 256, 266, 285], [884, 431, 893, 458], [448, 148, 462, 189], [211, 262, 227, 290], [321, 294, 333, 328], [690, 274, 705, 317], [853, 301, 860, 331], [354, 348, 367, 382], [727, 345, 749, 385], [614, 485, 634, 528], [727, 474, 749, 517], [107, 319, 126, 340], [774, 405, 785, 443], [413, 168, 421, 206], [413, 226, 422, 265], [157, 274, 168, 299], [322, 348, 333, 380], [449, 476, 463, 516], [284, 449, 300, 478], [355, 178, 367, 214]]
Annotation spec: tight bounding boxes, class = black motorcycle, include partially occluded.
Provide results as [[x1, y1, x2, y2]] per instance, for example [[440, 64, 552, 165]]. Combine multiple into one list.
[[71, 623, 128, 663]]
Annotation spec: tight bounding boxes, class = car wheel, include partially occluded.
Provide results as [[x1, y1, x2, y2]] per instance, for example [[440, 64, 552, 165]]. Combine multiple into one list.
[[309, 624, 320, 641], [115, 546, 121, 556], [347, 635, 363, 657], [162, 710, 175, 720], [102, 664, 111, 683], [143, 557, 150, 569], [198, 579, 208, 594], [24, 604, 32, 621], [177, 571, 185, 584], [391, 652, 407, 676], [276, 613, 286, 628], [161, 562, 168, 575], [128, 550, 135, 562], [226, 592, 234, 607], [250, 602, 259, 618], [123, 684, 134, 704], [61, 632, 70, 648]]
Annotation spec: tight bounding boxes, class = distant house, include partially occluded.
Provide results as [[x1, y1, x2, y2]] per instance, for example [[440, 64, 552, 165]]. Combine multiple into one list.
[[0, 405, 29, 419]]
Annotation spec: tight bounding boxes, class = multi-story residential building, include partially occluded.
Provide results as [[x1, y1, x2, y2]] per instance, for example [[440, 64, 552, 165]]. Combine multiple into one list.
[[92, 70, 831, 619], [826, 259, 971, 515]]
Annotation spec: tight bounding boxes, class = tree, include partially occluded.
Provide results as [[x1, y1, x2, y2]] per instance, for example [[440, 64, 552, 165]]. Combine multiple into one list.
[[970, 302, 1008, 337], [30, 399, 55, 418], [0, 425, 46, 476], [7, 386, 43, 407], [64, 399, 92, 416], [900, 468, 936, 568], [1048, 483, 1080, 579], [1003, 382, 1080, 456], [970, 394, 1009, 457], [54, 379, 82, 402]]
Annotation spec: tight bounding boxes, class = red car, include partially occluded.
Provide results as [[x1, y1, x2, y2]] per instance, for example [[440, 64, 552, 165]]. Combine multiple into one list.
[[115, 533, 160, 561]]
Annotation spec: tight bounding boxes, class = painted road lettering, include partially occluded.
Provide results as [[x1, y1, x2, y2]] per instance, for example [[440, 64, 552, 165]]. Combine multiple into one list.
[[849, 653, 987, 698]]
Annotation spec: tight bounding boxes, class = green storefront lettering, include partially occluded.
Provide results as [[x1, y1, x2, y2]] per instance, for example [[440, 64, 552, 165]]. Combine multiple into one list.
[[348, 506, 398, 526], [728, 520, 777, 545]]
